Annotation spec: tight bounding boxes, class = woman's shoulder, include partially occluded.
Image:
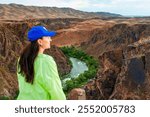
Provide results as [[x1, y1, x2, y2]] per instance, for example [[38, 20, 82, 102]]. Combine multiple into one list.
[[35, 53, 56, 68], [35, 53, 55, 65], [37, 53, 53, 60]]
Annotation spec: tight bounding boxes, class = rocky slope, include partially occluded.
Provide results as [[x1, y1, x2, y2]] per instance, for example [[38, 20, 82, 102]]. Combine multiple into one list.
[[79, 20, 150, 100], [83, 43, 150, 99], [81, 21, 150, 58], [0, 3, 121, 20]]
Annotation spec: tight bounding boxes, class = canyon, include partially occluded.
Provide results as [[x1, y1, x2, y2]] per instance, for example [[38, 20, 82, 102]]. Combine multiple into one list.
[[0, 4, 150, 99]]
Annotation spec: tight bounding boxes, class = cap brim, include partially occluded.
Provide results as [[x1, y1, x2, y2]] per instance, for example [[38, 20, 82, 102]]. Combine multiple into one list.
[[45, 31, 56, 37]]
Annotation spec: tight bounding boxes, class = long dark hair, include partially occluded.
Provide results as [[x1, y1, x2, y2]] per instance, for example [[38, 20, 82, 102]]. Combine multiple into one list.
[[18, 40, 39, 84]]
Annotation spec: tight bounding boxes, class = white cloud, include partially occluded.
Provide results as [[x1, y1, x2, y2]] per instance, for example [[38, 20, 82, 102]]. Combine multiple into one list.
[[66, 0, 91, 9], [89, 0, 150, 16]]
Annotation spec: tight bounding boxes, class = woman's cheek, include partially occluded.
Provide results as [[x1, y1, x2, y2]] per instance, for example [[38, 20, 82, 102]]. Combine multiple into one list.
[[47, 41, 50, 48]]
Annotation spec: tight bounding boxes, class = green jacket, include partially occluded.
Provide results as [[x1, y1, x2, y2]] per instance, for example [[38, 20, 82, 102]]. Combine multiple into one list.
[[17, 53, 66, 100]]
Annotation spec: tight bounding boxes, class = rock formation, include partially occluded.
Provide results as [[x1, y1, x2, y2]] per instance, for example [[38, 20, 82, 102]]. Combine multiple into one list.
[[81, 24, 150, 99]]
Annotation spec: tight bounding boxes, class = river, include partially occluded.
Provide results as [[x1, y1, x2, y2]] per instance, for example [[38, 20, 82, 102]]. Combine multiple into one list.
[[62, 57, 88, 83]]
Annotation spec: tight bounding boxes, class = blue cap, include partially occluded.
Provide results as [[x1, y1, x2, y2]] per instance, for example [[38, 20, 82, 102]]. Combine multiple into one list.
[[27, 26, 56, 42]]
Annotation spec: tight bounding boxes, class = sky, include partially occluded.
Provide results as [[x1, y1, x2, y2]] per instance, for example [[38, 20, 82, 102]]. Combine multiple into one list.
[[0, 0, 150, 16]]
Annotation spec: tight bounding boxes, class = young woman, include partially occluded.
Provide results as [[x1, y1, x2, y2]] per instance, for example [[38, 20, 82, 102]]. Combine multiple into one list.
[[17, 26, 66, 100]]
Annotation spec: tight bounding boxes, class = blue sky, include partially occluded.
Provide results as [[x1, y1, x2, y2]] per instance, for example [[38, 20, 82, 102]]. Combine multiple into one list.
[[0, 0, 150, 16]]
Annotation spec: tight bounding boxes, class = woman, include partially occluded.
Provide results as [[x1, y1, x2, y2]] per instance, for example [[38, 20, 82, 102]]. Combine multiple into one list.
[[17, 26, 66, 100]]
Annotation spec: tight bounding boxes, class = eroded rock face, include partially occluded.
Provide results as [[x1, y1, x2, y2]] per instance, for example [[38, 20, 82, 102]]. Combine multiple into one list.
[[81, 23, 150, 58], [84, 43, 150, 100], [0, 68, 18, 99], [109, 45, 150, 99], [84, 49, 123, 100], [0, 22, 29, 99]]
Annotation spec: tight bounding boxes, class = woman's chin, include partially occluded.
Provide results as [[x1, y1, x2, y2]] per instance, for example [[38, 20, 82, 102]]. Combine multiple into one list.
[[47, 46, 51, 49]]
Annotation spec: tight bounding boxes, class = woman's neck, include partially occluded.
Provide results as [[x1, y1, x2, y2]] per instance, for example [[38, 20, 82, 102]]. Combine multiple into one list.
[[38, 47, 44, 54]]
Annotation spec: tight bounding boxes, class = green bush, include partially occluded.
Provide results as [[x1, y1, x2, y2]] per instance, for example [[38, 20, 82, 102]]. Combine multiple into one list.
[[0, 96, 9, 100], [60, 46, 99, 93]]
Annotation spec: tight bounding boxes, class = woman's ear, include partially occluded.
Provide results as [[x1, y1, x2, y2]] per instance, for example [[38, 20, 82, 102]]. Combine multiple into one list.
[[37, 39, 43, 46]]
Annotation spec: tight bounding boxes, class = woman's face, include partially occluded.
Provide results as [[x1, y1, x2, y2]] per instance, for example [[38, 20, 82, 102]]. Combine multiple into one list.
[[38, 36, 52, 50]]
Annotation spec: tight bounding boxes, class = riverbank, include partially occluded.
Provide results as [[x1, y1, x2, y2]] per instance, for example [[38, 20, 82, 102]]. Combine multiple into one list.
[[60, 46, 99, 94]]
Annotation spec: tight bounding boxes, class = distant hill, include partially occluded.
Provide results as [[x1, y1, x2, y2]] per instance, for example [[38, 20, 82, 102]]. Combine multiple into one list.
[[0, 3, 122, 20], [94, 12, 122, 17]]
